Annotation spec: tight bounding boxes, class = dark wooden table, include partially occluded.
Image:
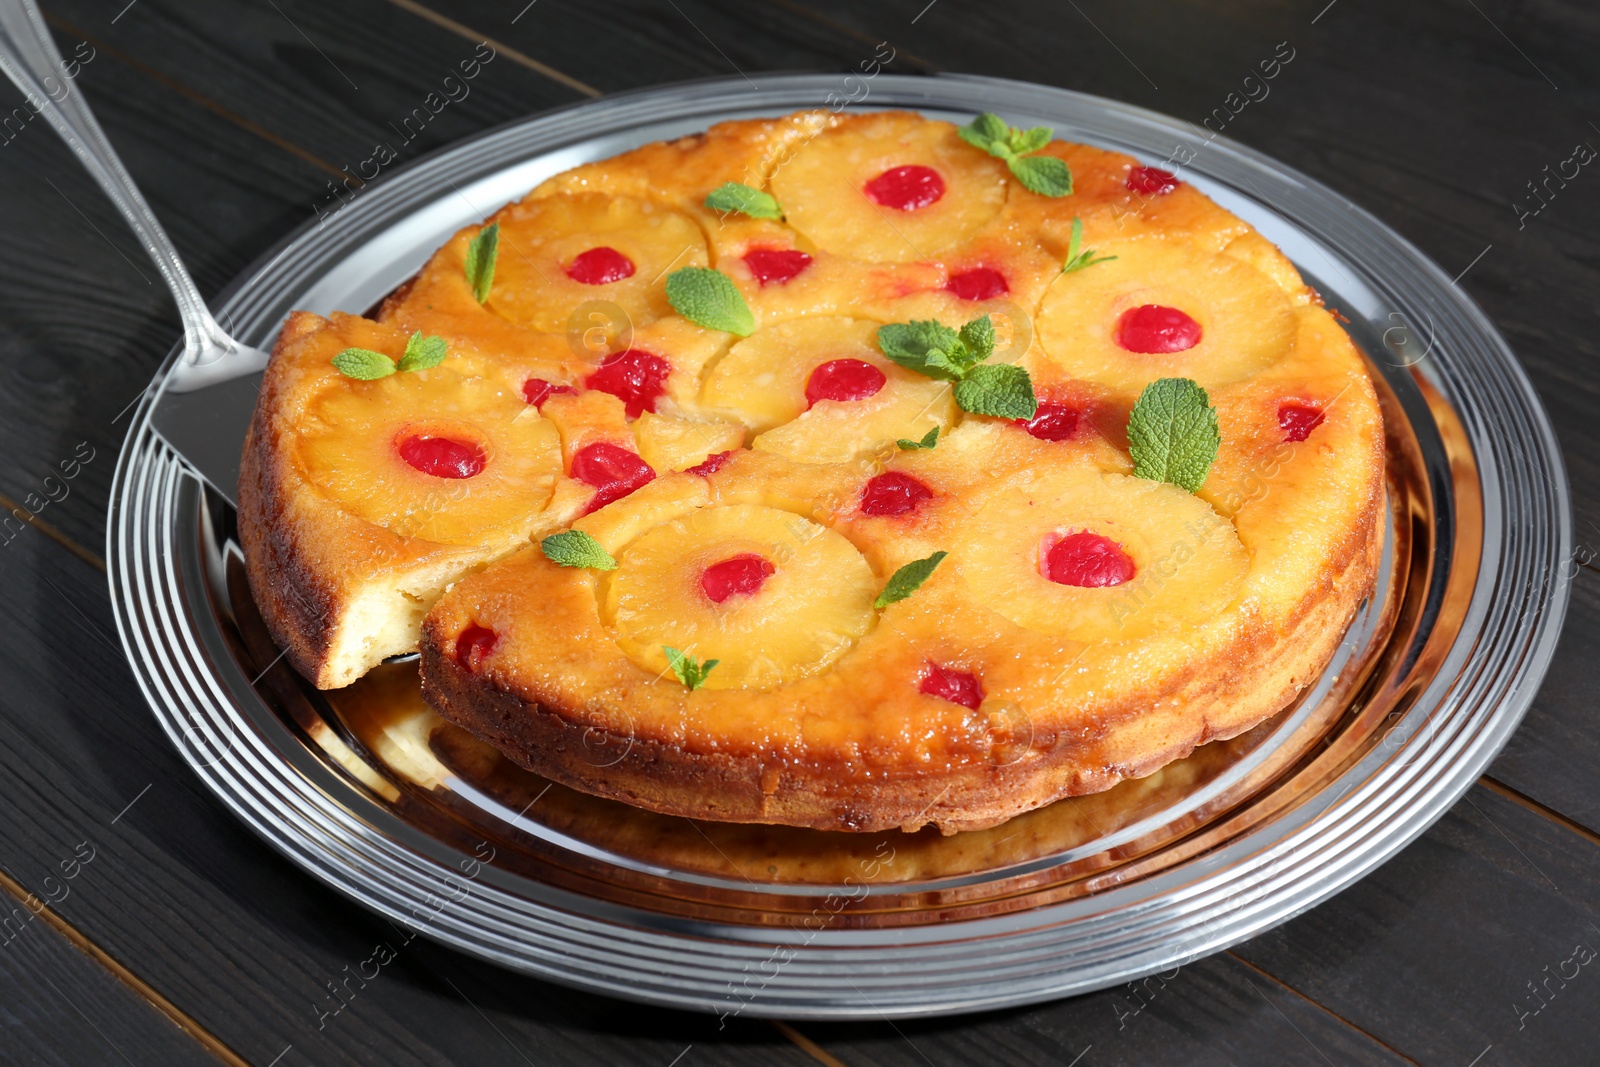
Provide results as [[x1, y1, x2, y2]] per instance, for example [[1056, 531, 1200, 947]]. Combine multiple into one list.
[[0, 0, 1595, 1063]]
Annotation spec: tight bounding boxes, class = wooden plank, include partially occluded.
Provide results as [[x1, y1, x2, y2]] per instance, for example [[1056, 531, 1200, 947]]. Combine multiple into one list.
[[0, 526, 816, 1065], [1232, 783, 1600, 1066], [43, 0, 588, 169], [803, 778, 1600, 1066], [404, 0, 914, 94], [0, 878, 222, 1067], [1485, 565, 1600, 830], [799, 953, 1410, 1066]]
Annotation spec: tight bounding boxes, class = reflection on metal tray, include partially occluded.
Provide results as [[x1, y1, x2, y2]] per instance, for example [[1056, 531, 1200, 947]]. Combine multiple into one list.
[[109, 73, 1568, 1018]]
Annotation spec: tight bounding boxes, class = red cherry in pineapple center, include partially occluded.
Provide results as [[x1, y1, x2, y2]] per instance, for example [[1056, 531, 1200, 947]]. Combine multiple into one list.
[[1126, 166, 1181, 195], [919, 662, 984, 709], [396, 433, 486, 479], [1278, 402, 1326, 443], [805, 359, 886, 407], [1020, 401, 1081, 441], [571, 441, 655, 514], [1044, 531, 1136, 588], [700, 553, 776, 604], [1115, 304, 1202, 354], [946, 267, 1009, 301], [565, 246, 635, 285], [454, 624, 497, 670], [861, 472, 933, 516], [585, 348, 670, 417], [864, 165, 945, 211], [744, 248, 812, 286]]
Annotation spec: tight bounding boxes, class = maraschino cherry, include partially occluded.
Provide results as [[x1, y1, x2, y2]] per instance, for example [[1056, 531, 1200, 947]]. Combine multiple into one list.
[[1115, 305, 1202, 354], [864, 165, 945, 210], [397, 434, 486, 479], [565, 246, 635, 285], [919, 663, 984, 709], [701, 554, 775, 603], [1044, 531, 1136, 587]]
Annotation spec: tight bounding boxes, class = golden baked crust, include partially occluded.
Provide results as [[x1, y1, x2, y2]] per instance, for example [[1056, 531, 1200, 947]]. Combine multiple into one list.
[[241, 109, 1386, 831]]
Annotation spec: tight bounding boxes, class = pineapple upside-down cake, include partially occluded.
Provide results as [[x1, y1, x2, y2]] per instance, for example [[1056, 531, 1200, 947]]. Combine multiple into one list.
[[239, 109, 1385, 834]]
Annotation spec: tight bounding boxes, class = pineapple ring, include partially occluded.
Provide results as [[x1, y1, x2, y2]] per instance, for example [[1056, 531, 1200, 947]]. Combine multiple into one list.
[[1036, 238, 1296, 393], [947, 467, 1249, 643], [701, 316, 953, 463], [297, 370, 561, 545], [771, 112, 1008, 263], [601, 504, 877, 690], [487, 193, 708, 333], [631, 412, 746, 473]]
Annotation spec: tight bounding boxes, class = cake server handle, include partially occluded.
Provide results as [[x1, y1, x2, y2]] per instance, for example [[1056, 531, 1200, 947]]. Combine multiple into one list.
[[0, 0, 257, 385]]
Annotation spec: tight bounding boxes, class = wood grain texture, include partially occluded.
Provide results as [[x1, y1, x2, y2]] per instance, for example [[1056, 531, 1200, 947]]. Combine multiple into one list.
[[1487, 568, 1600, 829], [0, 885, 223, 1067], [800, 952, 1414, 1066], [0, 0, 1595, 1062], [1234, 783, 1600, 1066]]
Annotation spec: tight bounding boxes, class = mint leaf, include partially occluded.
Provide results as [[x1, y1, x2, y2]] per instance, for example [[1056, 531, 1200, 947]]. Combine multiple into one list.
[[666, 267, 755, 336], [874, 550, 948, 610], [397, 331, 447, 372], [1008, 154, 1073, 197], [540, 529, 618, 570], [465, 222, 499, 304], [879, 314, 1037, 417], [1008, 126, 1051, 156], [1061, 217, 1116, 273], [331, 348, 397, 380], [954, 363, 1037, 420], [1127, 377, 1220, 493], [704, 182, 783, 220], [925, 346, 969, 378], [962, 113, 1071, 197], [663, 645, 719, 690], [876, 320, 964, 381], [897, 426, 940, 451], [957, 314, 995, 360], [958, 112, 1008, 152]]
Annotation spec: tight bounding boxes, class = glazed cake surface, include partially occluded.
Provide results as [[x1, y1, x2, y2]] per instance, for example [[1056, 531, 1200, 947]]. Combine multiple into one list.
[[239, 109, 1386, 832]]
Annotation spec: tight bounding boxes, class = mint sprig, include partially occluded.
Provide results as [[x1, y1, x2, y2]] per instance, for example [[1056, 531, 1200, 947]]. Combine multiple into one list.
[[397, 331, 447, 372], [704, 182, 783, 220], [540, 529, 618, 570], [663, 646, 718, 690], [330, 348, 397, 380], [959, 112, 1072, 197], [1127, 378, 1220, 494], [465, 222, 499, 304], [876, 315, 1037, 420], [1060, 217, 1116, 273], [332, 331, 448, 379], [897, 426, 940, 451], [665, 267, 755, 336], [874, 550, 948, 609]]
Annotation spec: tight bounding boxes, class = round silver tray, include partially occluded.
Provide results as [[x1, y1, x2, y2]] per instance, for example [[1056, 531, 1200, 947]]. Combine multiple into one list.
[[107, 73, 1570, 1018]]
